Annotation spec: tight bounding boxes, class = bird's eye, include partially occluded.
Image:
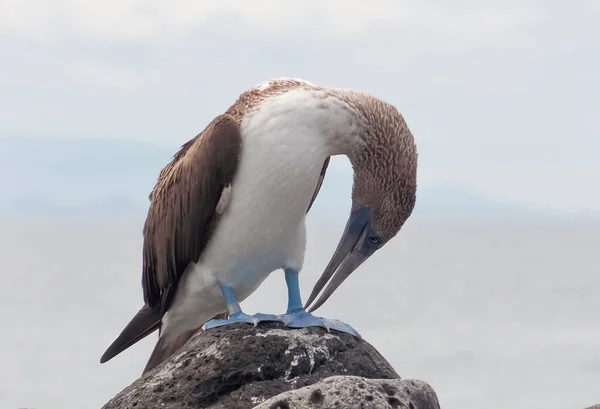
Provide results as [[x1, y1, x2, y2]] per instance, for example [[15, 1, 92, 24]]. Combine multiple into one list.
[[368, 236, 380, 245]]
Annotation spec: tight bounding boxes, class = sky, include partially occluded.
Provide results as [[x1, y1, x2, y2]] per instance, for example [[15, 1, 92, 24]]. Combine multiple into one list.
[[1, 0, 599, 213]]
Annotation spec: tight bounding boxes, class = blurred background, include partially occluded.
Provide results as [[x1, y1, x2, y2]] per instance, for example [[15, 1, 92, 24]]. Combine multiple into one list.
[[1, 1, 598, 408]]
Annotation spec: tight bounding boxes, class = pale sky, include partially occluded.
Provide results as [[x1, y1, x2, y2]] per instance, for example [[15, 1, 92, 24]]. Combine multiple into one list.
[[1, 0, 598, 212]]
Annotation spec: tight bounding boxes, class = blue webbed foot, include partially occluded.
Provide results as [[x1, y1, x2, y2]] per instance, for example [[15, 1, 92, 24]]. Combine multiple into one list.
[[204, 311, 281, 331], [204, 283, 282, 331], [279, 309, 361, 338]]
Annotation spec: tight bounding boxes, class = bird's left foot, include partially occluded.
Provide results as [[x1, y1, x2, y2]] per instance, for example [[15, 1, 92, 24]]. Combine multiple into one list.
[[203, 312, 281, 331], [279, 309, 361, 338]]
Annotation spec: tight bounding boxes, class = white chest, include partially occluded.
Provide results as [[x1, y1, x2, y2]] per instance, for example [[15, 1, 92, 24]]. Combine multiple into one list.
[[203, 125, 326, 279], [189, 93, 348, 301]]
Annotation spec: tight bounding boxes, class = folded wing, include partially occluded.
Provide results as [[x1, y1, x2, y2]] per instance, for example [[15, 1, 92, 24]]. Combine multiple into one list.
[[100, 114, 242, 364]]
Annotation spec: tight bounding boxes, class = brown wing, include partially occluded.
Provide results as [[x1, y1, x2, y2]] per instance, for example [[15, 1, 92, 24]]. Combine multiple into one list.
[[306, 156, 330, 213], [142, 114, 242, 317]]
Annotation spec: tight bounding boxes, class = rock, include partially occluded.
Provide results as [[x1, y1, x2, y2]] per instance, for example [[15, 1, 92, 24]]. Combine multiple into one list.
[[255, 376, 439, 409], [101, 321, 440, 409]]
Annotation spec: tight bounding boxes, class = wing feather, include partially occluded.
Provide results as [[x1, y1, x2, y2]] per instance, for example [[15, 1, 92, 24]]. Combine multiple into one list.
[[142, 114, 242, 316], [306, 157, 330, 213]]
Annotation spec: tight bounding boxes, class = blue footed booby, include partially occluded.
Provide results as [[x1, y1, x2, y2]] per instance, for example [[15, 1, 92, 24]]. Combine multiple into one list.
[[99, 78, 418, 374]]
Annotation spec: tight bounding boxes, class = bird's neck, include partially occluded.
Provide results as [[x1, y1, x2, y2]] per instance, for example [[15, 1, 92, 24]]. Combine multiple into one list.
[[244, 87, 364, 161]]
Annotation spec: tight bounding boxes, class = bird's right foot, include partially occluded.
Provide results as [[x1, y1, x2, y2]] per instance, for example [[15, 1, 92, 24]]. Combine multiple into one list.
[[205, 283, 282, 330], [203, 311, 281, 331]]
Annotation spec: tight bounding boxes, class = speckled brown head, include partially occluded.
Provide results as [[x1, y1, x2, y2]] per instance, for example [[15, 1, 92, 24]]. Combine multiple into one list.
[[305, 92, 418, 312]]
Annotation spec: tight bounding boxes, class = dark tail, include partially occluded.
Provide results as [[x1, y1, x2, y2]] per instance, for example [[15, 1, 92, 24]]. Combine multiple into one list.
[[142, 311, 228, 374], [100, 305, 161, 364]]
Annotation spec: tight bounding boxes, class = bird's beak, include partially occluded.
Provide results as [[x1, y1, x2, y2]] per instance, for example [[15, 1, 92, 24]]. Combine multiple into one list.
[[304, 207, 378, 312]]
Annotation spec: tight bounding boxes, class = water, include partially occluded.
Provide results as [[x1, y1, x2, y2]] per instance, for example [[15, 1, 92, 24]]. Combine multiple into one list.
[[1, 218, 598, 409]]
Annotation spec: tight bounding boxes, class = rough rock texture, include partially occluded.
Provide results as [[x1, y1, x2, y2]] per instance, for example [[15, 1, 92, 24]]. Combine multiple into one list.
[[256, 376, 439, 409], [584, 405, 600, 409], [101, 321, 439, 409]]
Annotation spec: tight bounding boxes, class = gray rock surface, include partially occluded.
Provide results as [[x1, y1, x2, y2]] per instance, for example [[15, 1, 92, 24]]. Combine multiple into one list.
[[101, 321, 439, 409], [255, 376, 439, 409]]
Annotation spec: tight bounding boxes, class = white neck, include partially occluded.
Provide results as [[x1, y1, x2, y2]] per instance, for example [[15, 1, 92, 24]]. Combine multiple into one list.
[[241, 87, 362, 159]]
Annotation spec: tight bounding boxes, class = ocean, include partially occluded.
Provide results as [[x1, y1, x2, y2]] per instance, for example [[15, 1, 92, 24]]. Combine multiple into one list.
[[1, 217, 598, 409]]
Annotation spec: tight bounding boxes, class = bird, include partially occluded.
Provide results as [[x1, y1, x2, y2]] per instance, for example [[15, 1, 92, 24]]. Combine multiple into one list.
[[99, 77, 418, 374]]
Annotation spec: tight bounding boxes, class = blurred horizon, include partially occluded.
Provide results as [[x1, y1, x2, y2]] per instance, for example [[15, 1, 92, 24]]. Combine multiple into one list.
[[1, 135, 598, 223]]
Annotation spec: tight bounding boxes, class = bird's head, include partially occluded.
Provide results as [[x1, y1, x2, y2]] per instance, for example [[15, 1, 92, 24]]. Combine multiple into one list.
[[304, 94, 418, 312]]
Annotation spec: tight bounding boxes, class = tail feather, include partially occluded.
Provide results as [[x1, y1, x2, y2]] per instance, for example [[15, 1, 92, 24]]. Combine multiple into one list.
[[143, 327, 196, 374], [142, 311, 228, 374], [100, 305, 161, 364]]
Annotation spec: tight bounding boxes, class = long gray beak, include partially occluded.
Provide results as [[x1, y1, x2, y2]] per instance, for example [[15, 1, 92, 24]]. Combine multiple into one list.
[[304, 207, 379, 312]]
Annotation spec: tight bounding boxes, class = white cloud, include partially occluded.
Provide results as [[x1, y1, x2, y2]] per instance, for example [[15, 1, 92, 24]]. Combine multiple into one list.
[[0, 0, 540, 44], [0, 0, 159, 42], [0, 0, 548, 97]]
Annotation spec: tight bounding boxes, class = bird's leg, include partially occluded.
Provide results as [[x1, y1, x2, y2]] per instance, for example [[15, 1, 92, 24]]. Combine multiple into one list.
[[278, 268, 360, 338], [285, 267, 304, 314], [203, 283, 281, 331]]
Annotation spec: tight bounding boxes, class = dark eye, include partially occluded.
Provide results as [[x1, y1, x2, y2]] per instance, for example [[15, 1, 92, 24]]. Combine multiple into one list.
[[368, 236, 380, 245]]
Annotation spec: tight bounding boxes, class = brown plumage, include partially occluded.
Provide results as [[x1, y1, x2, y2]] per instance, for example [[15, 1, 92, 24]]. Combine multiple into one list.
[[339, 92, 418, 243], [100, 115, 243, 372], [142, 115, 242, 314]]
